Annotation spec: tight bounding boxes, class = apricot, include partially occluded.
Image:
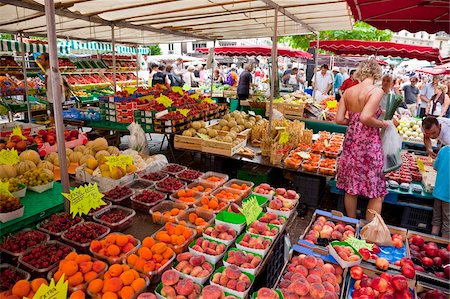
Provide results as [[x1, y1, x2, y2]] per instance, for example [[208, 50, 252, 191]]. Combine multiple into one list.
[[107, 244, 121, 256], [68, 272, 84, 287], [75, 254, 90, 263], [151, 243, 167, 254], [109, 264, 123, 277], [102, 291, 118, 299], [69, 290, 85, 299], [120, 270, 136, 286], [177, 190, 186, 197], [153, 253, 163, 263], [155, 232, 171, 243], [131, 278, 146, 292], [201, 197, 209, 205], [79, 261, 93, 273], [162, 247, 174, 259], [104, 277, 123, 292], [104, 234, 116, 246], [188, 213, 198, 223], [122, 242, 135, 253], [138, 247, 153, 260], [30, 278, 48, 292], [12, 280, 30, 297], [152, 211, 162, 222], [143, 261, 155, 272], [65, 251, 78, 261], [195, 218, 206, 226], [120, 286, 135, 299], [93, 260, 106, 273], [142, 237, 155, 248], [127, 253, 138, 265], [161, 270, 179, 286], [182, 229, 192, 240], [84, 271, 98, 283], [116, 234, 129, 246], [53, 270, 63, 281], [134, 258, 146, 271], [61, 260, 79, 277]]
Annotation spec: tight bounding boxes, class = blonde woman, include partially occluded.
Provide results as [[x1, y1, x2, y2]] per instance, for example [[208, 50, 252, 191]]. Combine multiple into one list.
[[336, 59, 390, 220], [428, 84, 450, 118]]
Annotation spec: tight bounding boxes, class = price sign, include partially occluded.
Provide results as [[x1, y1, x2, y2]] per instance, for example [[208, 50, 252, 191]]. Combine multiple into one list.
[[156, 95, 173, 108], [239, 196, 262, 225], [182, 84, 191, 91], [324, 139, 330, 147], [416, 159, 425, 171], [326, 100, 337, 108], [177, 109, 190, 117], [105, 155, 133, 172], [279, 132, 289, 145], [171, 86, 184, 95], [189, 93, 199, 100], [9, 126, 26, 141], [139, 95, 154, 101], [33, 274, 68, 299], [0, 149, 20, 165], [202, 97, 214, 104], [0, 181, 13, 197], [63, 183, 106, 217]]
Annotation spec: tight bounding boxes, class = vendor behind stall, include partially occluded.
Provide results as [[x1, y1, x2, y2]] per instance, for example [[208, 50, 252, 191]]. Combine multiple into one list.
[[422, 116, 450, 158], [312, 64, 333, 100]]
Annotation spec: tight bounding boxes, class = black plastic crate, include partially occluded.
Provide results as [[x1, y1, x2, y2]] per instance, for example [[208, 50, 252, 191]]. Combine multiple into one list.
[[401, 206, 432, 233], [291, 174, 326, 208]]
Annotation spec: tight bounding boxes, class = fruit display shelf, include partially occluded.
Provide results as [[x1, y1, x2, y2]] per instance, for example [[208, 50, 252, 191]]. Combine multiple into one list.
[[0, 182, 64, 237]]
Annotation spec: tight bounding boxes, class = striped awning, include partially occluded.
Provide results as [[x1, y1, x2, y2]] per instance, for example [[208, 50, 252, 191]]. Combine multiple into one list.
[[59, 40, 149, 54], [0, 39, 69, 54]]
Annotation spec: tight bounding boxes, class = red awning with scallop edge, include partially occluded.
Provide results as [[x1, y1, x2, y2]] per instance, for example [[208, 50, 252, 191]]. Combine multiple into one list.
[[310, 40, 446, 63], [346, 0, 449, 34], [196, 46, 312, 59]]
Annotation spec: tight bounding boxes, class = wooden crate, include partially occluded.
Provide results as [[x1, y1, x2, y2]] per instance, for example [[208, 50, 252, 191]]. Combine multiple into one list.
[[283, 103, 305, 119], [202, 134, 247, 157], [174, 135, 203, 151], [265, 102, 284, 116], [223, 90, 237, 98]]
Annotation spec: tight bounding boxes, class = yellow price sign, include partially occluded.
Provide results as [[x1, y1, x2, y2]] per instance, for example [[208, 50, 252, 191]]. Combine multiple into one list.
[[326, 100, 337, 108], [171, 86, 184, 95], [202, 97, 214, 104], [182, 84, 191, 91], [416, 158, 425, 171], [189, 93, 199, 100], [9, 126, 26, 141], [63, 183, 106, 217], [279, 132, 289, 145], [156, 95, 173, 108], [105, 155, 133, 172], [239, 196, 262, 225], [0, 149, 20, 165], [324, 139, 330, 147], [0, 181, 13, 197], [139, 95, 154, 101], [177, 109, 190, 117], [31, 273, 68, 299]]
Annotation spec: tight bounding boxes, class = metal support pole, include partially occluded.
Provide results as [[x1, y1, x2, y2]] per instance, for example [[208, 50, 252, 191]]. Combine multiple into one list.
[[313, 31, 319, 98], [210, 41, 216, 98], [19, 33, 32, 123], [111, 25, 117, 92], [268, 8, 278, 134], [135, 48, 139, 88], [44, 0, 70, 196]]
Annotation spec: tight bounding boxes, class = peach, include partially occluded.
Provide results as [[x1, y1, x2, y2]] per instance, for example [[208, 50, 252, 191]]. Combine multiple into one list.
[[236, 281, 246, 292], [104, 277, 123, 292], [219, 274, 229, 286], [371, 277, 388, 293], [309, 283, 326, 299], [226, 279, 237, 290], [307, 274, 322, 284], [344, 225, 355, 232], [181, 264, 193, 274], [161, 270, 179, 286], [322, 272, 337, 284], [198, 270, 210, 277], [279, 279, 291, 289], [161, 285, 176, 298], [323, 263, 336, 274], [224, 265, 241, 280], [175, 261, 189, 271], [282, 290, 300, 299], [289, 280, 309, 296], [239, 273, 251, 286], [190, 266, 202, 277], [93, 260, 106, 273], [350, 266, 364, 280], [257, 287, 280, 299], [309, 267, 323, 277], [201, 285, 224, 299], [322, 281, 335, 292], [375, 257, 390, 270], [175, 279, 194, 296], [190, 255, 205, 267], [323, 291, 339, 299], [177, 252, 192, 262], [317, 216, 327, 223], [334, 224, 345, 233], [301, 255, 317, 269], [391, 275, 408, 291], [331, 231, 342, 240], [137, 294, 157, 299]]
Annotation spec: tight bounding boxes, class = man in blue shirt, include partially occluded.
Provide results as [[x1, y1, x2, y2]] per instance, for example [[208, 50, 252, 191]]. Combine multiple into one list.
[[431, 145, 450, 239], [332, 67, 343, 101]]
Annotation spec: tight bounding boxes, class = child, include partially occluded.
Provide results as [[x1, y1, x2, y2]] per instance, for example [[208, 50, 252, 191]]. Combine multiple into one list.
[[431, 145, 450, 239]]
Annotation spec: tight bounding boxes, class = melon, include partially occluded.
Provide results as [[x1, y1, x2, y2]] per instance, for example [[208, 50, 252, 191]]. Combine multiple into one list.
[[95, 150, 110, 160], [107, 146, 120, 155], [197, 128, 207, 135], [41, 168, 55, 180], [191, 121, 201, 130], [83, 148, 96, 156], [37, 160, 55, 171], [182, 130, 193, 137], [0, 165, 17, 179], [45, 152, 58, 164], [74, 145, 86, 153], [79, 155, 95, 166], [65, 148, 74, 157], [16, 160, 36, 175], [207, 129, 218, 138], [69, 152, 83, 163], [53, 155, 70, 167], [92, 138, 108, 152], [219, 119, 228, 127], [19, 150, 40, 165]]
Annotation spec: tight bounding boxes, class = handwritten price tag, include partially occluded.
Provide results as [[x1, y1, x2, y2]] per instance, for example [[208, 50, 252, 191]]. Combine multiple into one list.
[[156, 95, 173, 108], [0, 149, 20, 165], [32, 273, 68, 299], [0, 181, 13, 197], [171, 86, 184, 95], [239, 196, 262, 225], [9, 126, 26, 141], [189, 93, 199, 100], [63, 183, 106, 217], [326, 100, 337, 108], [279, 132, 289, 145], [177, 109, 190, 117], [202, 97, 214, 104], [105, 155, 133, 172], [416, 158, 425, 171], [182, 84, 191, 91]]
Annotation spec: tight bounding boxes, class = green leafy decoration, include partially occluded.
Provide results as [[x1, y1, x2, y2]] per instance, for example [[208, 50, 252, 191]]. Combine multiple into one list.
[[345, 237, 374, 251]]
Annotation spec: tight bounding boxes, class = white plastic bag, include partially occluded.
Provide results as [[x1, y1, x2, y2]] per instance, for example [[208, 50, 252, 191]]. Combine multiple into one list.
[[272, 109, 284, 120], [127, 122, 149, 155], [381, 123, 402, 173]]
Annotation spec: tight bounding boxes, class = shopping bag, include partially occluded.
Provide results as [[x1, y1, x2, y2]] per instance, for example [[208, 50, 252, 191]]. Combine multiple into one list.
[[381, 123, 402, 173], [360, 209, 393, 246], [127, 122, 149, 155]]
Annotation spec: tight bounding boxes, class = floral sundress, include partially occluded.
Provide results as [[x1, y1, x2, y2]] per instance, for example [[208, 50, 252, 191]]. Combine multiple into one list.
[[336, 108, 388, 198]]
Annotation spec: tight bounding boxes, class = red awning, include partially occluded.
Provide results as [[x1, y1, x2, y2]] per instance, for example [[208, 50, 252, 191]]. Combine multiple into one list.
[[416, 68, 449, 75], [310, 40, 445, 63], [346, 0, 449, 34], [196, 46, 312, 59], [377, 59, 388, 66]]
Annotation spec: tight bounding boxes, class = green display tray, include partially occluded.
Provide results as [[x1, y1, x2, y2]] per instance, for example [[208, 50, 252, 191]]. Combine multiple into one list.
[[0, 182, 64, 236]]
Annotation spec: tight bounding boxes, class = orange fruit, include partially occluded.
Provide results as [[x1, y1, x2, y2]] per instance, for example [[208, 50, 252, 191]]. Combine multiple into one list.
[[122, 243, 135, 253], [102, 291, 118, 299], [104, 234, 117, 246], [131, 278, 146, 292], [65, 252, 78, 261], [84, 271, 98, 283], [115, 234, 129, 247], [138, 247, 152, 260], [103, 277, 123, 292], [92, 260, 106, 273], [61, 260, 79, 276], [69, 290, 85, 299], [142, 237, 155, 248], [108, 264, 123, 277], [75, 254, 90, 263], [120, 270, 135, 286], [79, 261, 93, 273], [127, 253, 138, 266], [68, 272, 84, 287], [120, 286, 135, 299], [12, 280, 30, 297], [53, 270, 63, 282], [107, 244, 121, 256], [31, 278, 48, 292]]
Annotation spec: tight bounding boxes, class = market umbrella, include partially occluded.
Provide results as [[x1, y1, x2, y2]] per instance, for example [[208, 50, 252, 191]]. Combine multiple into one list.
[[310, 40, 446, 63], [346, 0, 450, 34], [196, 45, 312, 59], [416, 67, 450, 75]]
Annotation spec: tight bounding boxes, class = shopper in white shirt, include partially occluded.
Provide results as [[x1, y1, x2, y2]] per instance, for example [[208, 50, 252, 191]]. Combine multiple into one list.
[[419, 76, 439, 118], [312, 64, 333, 100], [183, 65, 199, 88], [422, 116, 450, 158]]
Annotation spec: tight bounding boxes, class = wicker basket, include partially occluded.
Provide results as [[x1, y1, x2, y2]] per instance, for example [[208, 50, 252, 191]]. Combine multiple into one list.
[[248, 100, 266, 109]]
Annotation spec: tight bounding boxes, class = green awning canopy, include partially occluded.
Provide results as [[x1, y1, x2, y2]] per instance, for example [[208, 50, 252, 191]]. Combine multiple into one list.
[[59, 40, 149, 54], [0, 39, 69, 54]]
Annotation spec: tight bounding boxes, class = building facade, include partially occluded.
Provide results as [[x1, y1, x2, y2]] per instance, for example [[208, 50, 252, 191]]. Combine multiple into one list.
[[392, 30, 450, 58]]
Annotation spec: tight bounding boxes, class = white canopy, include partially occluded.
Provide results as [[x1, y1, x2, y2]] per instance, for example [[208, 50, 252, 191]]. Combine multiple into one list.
[[0, 0, 353, 44]]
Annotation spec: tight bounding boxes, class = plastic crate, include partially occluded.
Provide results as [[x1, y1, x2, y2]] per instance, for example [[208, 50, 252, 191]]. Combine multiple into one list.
[[237, 164, 273, 186], [149, 201, 186, 225], [291, 174, 325, 208], [401, 206, 432, 233]]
